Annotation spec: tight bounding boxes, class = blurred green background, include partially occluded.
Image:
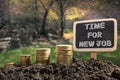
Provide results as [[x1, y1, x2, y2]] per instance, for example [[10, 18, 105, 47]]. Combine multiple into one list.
[[0, 0, 120, 67], [0, 34, 120, 67]]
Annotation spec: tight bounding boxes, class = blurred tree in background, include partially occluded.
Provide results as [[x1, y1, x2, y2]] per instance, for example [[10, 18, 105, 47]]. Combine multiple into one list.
[[0, 0, 120, 43], [0, 0, 10, 29], [39, 0, 54, 38]]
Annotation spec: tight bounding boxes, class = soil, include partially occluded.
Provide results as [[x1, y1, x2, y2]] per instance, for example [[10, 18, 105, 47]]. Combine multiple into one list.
[[0, 59, 120, 80]]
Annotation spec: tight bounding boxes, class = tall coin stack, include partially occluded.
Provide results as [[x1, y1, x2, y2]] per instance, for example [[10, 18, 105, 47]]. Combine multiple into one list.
[[36, 48, 51, 65], [20, 55, 31, 67], [56, 45, 73, 64]]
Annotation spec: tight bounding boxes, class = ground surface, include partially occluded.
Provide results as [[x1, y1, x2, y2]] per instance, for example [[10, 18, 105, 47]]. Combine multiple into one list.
[[0, 59, 120, 80]]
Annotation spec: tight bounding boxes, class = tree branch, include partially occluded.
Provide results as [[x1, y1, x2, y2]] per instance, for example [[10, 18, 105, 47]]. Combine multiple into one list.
[[39, 0, 47, 11], [0, 20, 9, 29], [46, 0, 54, 10]]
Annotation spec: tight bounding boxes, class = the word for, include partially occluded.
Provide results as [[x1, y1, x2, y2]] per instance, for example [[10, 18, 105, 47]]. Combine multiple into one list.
[[87, 31, 102, 38]]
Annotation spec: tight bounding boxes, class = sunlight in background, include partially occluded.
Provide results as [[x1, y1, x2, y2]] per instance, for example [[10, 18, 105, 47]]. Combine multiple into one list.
[[48, 7, 88, 20], [48, 10, 58, 20], [65, 7, 88, 20]]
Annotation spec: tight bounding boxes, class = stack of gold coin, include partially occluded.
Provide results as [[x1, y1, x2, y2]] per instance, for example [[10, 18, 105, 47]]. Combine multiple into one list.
[[36, 48, 51, 65], [20, 55, 31, 67], [56, 45, 73, 64], [4, 62, 14, 68]]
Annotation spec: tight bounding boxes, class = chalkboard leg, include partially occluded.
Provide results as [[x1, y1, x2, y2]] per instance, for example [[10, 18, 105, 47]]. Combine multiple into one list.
[[90, 52, 97, 60]]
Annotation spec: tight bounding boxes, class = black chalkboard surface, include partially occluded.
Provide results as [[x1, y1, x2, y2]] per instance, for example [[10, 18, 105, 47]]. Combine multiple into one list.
[[73, 18, 117, 52]]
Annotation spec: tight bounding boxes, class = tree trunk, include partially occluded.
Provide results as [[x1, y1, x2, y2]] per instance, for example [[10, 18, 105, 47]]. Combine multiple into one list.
[[34, 0, 39, 37], [0, 0, 3, 20], [0, 0, 4, 26], [60, 2, 65, 37], [39, 0, 54, 39], [60, 16, 64, 37], [40, 10, 49, 37], [4, 0, 9, 21], [0, 0, 10, 29]]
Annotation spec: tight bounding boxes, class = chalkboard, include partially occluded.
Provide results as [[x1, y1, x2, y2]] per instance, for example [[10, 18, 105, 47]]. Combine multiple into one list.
[[73, 18, 117, 52]]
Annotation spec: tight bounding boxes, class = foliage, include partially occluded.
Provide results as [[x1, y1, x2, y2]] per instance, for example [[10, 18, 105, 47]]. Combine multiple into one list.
[[0, 35, 120, 67], [0, 45, 56, 67], [0, 0, 120, 67], [98, 0, 120, 7], [0, 43, 120, 67]]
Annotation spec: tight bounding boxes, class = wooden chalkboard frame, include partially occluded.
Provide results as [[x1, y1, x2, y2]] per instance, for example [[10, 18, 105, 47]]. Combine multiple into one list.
[[73, 18, 117, 52]]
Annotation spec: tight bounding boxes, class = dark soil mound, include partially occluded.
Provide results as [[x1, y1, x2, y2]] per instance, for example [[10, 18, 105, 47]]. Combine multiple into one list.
[[0, 59, 120, 80]]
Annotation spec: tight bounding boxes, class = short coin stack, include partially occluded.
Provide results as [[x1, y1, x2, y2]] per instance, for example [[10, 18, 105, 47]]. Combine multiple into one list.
[[56, 45, 73, 64], [20, 55, 31, 67], [4, 62, 14, 68], [36, 48, 51, 65]]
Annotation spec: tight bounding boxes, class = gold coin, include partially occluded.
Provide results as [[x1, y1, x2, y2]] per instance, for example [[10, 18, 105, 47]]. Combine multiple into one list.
[[36, 56, 50, 61], [4, 62, 14, 68], [36, 60, 49, 65], [36, 52, 50, 57], [36, 48, 50, 57], [20, 55, 31, 59], [56, 55, 73, 64], [36, 48, 51, 54], [36, 56, 50, 59], [56, 45, 72, 51], [56, 55, 72, 59], [56, 51, 73, 55], [20, 55, 31, 67], [57, 58, 72, 62]]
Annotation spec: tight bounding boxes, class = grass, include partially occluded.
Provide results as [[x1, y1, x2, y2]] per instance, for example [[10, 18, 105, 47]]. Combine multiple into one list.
[[0, 47, 35, 67], [97, 37, 120, 66], [0, 45, 56, 67], [0, 35, 120, 67]]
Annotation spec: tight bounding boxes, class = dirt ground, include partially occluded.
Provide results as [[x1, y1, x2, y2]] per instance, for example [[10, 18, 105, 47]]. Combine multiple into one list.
[[0, 59, 120, 80]]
